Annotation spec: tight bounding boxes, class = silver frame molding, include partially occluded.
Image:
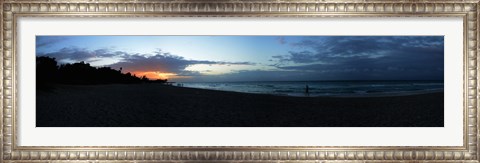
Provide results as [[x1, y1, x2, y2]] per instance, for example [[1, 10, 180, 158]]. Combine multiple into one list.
[[1, 0, 479, 162]]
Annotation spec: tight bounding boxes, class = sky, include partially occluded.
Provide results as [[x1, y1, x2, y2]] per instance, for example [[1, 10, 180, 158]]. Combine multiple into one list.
[[36, 36, 444, 82]]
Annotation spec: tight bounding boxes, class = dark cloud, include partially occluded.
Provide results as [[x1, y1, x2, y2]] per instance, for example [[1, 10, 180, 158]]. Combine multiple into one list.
[[37, 47, 120, 63], [286, 51, 317, 63], [272, 36, 444, 80], [109, 50, 254, 75], [289, 36, 443, 60], [38, 48, 254, 77]]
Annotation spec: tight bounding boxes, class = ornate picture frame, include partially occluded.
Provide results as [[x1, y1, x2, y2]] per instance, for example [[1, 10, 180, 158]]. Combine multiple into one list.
[[1, 0, 479, 162]]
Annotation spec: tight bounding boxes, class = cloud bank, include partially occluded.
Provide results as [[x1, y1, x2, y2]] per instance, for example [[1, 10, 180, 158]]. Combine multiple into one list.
[[269, 36, 444, 80], [37, 48, 254, 79], [36, 36, 444, 82]]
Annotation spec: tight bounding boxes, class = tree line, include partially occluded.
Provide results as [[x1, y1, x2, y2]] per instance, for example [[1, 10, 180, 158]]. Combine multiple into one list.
[[36, 56, 167, 87]]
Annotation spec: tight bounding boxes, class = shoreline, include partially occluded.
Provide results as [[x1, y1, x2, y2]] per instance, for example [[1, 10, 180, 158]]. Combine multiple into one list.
[[320, 89, 444, 98], [177, 84, 444, 98]]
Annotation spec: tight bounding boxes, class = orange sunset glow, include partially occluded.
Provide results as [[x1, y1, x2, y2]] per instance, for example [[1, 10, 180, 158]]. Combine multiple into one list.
[[132, 71, 190, 80]]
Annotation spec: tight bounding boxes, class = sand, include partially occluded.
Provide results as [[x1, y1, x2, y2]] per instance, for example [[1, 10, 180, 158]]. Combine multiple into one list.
[[36, 84, 444, 127]]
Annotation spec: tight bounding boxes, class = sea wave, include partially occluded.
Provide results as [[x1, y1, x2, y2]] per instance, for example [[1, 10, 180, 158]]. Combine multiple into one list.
[[181, 81, 444, 97]]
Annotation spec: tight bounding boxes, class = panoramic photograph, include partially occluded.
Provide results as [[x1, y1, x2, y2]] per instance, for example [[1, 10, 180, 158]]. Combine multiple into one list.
[[36, 36, 444, 127]]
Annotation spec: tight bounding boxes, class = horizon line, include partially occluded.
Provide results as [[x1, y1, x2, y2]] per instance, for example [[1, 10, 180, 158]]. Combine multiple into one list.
[[175, 79, 445, 83]]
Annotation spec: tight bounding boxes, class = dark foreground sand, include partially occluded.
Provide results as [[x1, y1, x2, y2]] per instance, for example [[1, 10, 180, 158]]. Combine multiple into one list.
[[36, 84, 444, 127]]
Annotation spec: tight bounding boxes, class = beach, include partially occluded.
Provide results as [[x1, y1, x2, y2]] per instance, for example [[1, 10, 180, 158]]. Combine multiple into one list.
[[36, 84, 444, 127]]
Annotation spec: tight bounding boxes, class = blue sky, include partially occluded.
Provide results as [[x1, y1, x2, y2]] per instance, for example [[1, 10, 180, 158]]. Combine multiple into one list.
[[36, 35, 444, 82]]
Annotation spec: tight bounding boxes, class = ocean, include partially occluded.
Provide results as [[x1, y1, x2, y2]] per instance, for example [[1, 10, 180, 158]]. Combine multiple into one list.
[[180, 80, 444, 97]]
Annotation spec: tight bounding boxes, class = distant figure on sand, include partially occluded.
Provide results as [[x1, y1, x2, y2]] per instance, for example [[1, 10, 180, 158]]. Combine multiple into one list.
[[305, 84, 310, 96]]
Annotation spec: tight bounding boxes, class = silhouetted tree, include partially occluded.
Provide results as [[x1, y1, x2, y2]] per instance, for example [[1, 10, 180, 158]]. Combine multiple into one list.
[[35, 56, 168, 85], [141, 75, 149, 82], [36, 56, 59, 89]]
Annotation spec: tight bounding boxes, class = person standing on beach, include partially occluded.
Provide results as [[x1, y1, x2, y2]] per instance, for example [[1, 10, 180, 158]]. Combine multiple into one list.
[[305, 84, 310, 96]]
